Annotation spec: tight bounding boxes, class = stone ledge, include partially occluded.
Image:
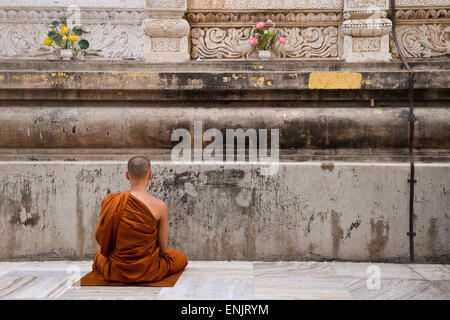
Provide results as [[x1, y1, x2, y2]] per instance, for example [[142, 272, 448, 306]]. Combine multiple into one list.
[[1, 148, 450, 162], [0, 60, 448, 100], [1, 59, 449, 72]]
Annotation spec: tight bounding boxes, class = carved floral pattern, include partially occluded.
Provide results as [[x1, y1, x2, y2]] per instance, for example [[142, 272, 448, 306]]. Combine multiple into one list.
[[280, 26, 338, 58], [187, 0, 344, 9], [353, 37, 381, 52], [0, 7, 145, 59], [395, 8, 450, 20], [390, 24, 449, 58], [186, 11, 342, 25], [0, 0, 145, 8], [344, 0, 388, 10], [0, 23, 50, 57], [83, 24, 144, 58], [0, 4, 448, 60], [395, 0, 450, 6], [191, 26, 338, 59], [147, 0, 186, 9], [0, 7, 147, 22], [152, 38, 180, 52], [143, 18, 190, 37], [191, 27, 252, 59]]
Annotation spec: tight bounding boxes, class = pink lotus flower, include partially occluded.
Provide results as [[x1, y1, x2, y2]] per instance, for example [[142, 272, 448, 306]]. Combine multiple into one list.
[[267, 19, 273, 24], [249, 37, 258, 46], [278, 36, 286, 45], [255, 21, 265, 29]]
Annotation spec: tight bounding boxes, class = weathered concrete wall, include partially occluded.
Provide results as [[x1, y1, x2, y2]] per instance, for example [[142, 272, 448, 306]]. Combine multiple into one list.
[[0, 60, 448, 262], [0, 161, 448, 263], [0, 106, 448, 149]]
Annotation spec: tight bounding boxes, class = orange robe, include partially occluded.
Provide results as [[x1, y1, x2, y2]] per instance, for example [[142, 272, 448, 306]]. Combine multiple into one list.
[[92, 190, 188, 283]]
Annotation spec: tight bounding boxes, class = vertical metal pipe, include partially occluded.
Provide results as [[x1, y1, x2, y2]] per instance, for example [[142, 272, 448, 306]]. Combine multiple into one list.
[[390, 0, 416, 262], [407, 71, 416, 262]]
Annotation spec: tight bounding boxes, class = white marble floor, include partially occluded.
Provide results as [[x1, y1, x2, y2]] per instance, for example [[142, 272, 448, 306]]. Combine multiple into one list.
[[0, 261, 449, 300]]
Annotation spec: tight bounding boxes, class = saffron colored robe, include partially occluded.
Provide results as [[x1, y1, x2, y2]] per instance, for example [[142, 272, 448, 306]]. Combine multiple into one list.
[[92, 190, 188, 283]]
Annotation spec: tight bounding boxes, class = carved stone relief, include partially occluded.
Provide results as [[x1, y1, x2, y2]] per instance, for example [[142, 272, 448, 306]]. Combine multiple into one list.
[[0, 0, 448, 61], [147, 0, 186, 9], [142, 0, 190, 62], [391, 24, 449, 58], [395, 0, 450, 6], [393, 6, 450, 59], [341, 0, 392, 62], [187, 0, 344, 10], [0, 0, 145, 8], [0, 7, 146, 59], [191, 25, 338, 59]]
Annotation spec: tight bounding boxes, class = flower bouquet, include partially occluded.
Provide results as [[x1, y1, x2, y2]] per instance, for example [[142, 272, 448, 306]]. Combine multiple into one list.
[[43, 18, 89, 60], [248, 20, 286, 60]]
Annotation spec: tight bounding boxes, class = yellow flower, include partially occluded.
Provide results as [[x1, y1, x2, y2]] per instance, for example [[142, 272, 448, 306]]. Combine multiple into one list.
[[44, 37, 53, 46], [62, 36, 68, 41], [60, 26, 69, 34], [69, 34, 78, 42]]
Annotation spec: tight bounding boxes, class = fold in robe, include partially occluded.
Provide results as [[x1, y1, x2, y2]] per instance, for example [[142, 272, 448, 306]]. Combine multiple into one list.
[[92, 190, 188, 283]]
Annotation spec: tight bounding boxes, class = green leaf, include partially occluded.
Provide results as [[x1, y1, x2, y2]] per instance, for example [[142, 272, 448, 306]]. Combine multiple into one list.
[[51, 20, 59, 28], [269, 37, 276, 49], [72, 26, 83, 36], [47, 31, 59, 40], [78, 39, 89, 50]]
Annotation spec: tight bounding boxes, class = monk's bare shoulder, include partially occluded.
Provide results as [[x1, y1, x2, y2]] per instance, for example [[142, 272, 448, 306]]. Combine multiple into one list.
[[152, 197, 168, 220], [151, 196, 168, 211], [142, 194, 167, 220]]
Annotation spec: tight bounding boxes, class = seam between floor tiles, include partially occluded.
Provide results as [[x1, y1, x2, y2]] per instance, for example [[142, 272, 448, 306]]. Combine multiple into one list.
[[406, 264, 430, 281], [329, 262, 354, 300]]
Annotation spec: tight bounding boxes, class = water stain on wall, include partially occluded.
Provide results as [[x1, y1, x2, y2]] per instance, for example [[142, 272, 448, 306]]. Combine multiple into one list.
[[368, 218, 390, 258], [244, 220, 257, 260], [7, 180, 40, 227], [321, 163, 335, 172], [330, 210, 343, 258], [205, 237, 219, 260], [21, 180, 32, 213], [75, 169, 103, 259], [221, 232, 237, 260], [427, 217, 438, 257], [76, 182, 85, 260], [8, 199, 40, 227]]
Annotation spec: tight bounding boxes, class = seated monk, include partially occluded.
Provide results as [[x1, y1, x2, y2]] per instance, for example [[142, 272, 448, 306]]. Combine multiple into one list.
[[92, 156, 188, 283]]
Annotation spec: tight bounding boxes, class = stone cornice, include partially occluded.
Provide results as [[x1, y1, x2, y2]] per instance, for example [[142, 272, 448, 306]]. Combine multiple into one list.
[[0, 6, 147, 24], [187, 0, 344, 10], [0, 0, 145, 8], [186, 11, 343, 27], [395, 0, 450, 7], [394, 7, 450, 24]]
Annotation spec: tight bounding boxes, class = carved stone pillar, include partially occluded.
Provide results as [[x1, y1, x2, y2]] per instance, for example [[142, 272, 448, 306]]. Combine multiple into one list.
[[341, 0, 392, 62], [143, 0, 190, 63]]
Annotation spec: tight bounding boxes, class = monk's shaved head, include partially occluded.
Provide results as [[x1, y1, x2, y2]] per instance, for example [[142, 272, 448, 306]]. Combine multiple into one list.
[[127, 156, 151, 179]]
